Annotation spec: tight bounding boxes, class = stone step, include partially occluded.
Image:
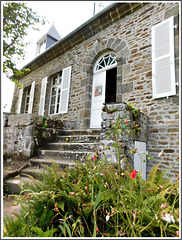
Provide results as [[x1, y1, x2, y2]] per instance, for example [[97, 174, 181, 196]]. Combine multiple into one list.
[[58, 129, 101, 136], [5, 176, 34, 193], [57, 135, 100, 143], [47, 142, 99, 151], [37, 149, 97, 161], [20, 167, 45, 179], [30, 158, 76, 169]]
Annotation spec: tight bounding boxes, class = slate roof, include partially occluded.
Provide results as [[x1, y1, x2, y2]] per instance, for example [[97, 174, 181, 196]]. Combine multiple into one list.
[[36, 24, 61, 43]]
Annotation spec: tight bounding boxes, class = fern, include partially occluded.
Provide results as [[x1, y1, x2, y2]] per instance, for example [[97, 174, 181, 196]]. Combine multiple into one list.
[[31, 225, 57, 237]]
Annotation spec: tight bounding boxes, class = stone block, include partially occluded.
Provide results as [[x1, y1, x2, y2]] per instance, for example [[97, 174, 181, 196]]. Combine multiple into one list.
[[122, 82, 133, 94], [165, 4, 179, 19]]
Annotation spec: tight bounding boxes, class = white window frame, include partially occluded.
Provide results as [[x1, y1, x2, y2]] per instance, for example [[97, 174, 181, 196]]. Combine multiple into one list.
[[48, 73, 62, 115], [94, 51, 117, 73], [48, 66, 71, 116], [16, 81, 35, 114], [152, 16, 176, 99], [36, 38, 46, 56], [24, 85, 31, 113]]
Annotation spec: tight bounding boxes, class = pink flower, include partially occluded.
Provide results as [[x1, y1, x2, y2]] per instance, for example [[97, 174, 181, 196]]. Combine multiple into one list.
[[129, 170, 137, 179]]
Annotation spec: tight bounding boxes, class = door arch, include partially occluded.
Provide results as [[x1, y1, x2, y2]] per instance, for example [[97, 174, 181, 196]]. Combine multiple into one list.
[[90, 52, 117, 128]]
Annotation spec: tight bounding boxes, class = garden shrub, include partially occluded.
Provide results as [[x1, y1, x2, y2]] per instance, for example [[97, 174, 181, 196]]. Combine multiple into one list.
[[3, 156, 179, 237], [3, 113, 179, 237]]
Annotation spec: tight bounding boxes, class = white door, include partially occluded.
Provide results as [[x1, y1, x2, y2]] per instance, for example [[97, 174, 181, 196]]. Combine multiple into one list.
[[90, 71, 106, 128]]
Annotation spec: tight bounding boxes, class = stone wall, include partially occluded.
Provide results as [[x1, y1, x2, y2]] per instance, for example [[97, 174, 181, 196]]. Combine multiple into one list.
[[99, 102, 148, 169], [10, 3, 179, 176], [3, 114, 63, 161]]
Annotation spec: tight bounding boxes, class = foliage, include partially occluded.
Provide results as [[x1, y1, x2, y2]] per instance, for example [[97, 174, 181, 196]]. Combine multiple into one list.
[[3, 109, 179, 237], [42, 117, 47, 128], [102, 105, 118, 114], [4, 157, 179, 237], [127, 102, 140, 119], [3, 2, 46, 87]]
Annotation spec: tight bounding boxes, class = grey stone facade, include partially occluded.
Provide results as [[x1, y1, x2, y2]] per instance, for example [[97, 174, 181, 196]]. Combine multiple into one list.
[[8, 2, 179, 177]]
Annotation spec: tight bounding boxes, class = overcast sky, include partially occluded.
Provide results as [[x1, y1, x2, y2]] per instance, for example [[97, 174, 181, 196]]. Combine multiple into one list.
[[2, 1, 112, 112]]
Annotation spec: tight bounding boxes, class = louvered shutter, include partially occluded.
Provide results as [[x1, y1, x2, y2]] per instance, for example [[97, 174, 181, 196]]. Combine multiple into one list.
[[134, 141, 147, 180], [28, 81, 35, 114], [16, 88, 23, 114], [39, 77, 47, 116], [59, 66, 71, 114], [152, 16, 176, 99]]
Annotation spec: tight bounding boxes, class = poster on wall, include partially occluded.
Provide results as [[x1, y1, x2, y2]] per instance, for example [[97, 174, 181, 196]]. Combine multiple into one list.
[[94, 85, 103, 97]]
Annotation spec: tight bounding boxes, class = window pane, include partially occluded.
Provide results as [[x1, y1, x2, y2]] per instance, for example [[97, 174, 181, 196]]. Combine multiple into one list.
[[59, 76, 62, 83], [56, 104, 59, 113], [52, 77, 57, 85], [26, 96, 30, 104], [27, 87, 31, 95], [25, 104, 29, 113], [95, 53, 117, 72], [50, 105, 55, 114], [51, 87, 57, 96], [51, 96, 56, 104]]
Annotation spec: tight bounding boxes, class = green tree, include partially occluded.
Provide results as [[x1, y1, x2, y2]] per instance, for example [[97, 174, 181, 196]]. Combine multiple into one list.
[[3, 2, 46, 87]]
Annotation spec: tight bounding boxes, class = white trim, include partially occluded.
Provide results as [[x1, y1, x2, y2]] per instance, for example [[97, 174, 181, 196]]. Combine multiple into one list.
[[59, 66, 72, 114], [28, 81, 35, 114], [90, 71, 106, 128], [39, 77, 48, 116], [16, 88, 23, 114], [94, 51, 117, 73]]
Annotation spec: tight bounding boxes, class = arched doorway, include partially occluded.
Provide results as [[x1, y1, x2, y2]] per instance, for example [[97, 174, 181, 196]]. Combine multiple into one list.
[[90, 52, 117, 128]]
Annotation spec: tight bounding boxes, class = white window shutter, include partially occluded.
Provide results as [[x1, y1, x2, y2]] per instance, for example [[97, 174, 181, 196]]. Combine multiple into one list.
[[59, 66, 71, 114], [39, 77, 47, 116], [16, 88, 23, 114], [28, 81, 35, 114], [152, 16, 176, 99], [134, 141, 147, 180]]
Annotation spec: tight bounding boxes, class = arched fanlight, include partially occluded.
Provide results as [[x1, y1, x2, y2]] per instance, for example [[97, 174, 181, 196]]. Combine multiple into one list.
[[95, 53, 116, 71]]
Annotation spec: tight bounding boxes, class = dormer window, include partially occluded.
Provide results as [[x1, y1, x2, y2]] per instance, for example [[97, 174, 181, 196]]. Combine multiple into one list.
[[36, 38, 46, 56], [35, 25, 61, 57], [39, 39, 46, 54]]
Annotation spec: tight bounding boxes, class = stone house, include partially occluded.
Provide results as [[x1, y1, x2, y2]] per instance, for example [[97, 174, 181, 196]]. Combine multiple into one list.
[[5, 2, 180, 179]]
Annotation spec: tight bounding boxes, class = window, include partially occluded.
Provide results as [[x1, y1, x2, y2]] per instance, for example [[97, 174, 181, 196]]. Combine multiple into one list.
[[95, 53, 116, 72], [39, 39, 46, 54], [16, 81, 35, 114], [39, 66, 71, 116], [49, 72, 62, 115], [36, 39, 46, 56], [24, 86, 31, 113]]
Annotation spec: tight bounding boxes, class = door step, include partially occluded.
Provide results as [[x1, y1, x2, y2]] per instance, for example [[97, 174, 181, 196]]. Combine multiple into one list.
[[4, 129, 101, 193]]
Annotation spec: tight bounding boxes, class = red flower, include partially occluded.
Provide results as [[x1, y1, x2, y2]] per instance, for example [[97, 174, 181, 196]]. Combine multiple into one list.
[[129, 170, 137, 179], [96, 227, 99, 232], [92, 156, 97, 160], [125, 120, 129, 124]]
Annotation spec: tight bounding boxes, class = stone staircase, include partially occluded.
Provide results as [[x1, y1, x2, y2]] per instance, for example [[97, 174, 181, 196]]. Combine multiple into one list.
[[5, 129, 101, 193]]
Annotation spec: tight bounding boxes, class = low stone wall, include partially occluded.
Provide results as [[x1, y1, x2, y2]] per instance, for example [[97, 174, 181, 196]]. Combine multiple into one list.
[[3, 114, 63, 161], [99, 102, 148, 168]]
